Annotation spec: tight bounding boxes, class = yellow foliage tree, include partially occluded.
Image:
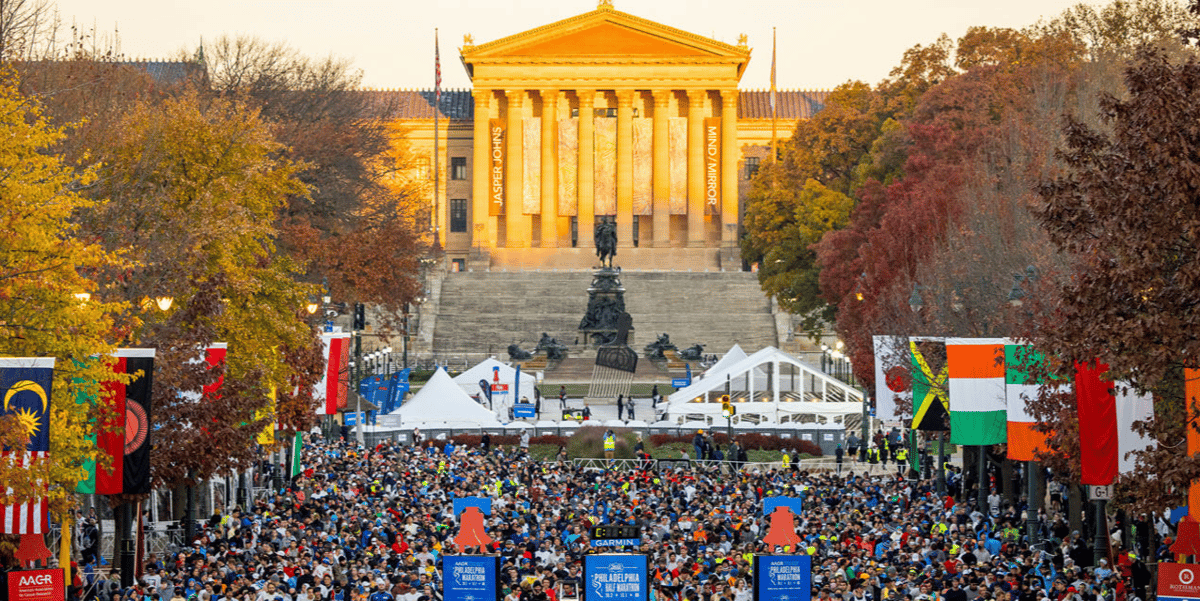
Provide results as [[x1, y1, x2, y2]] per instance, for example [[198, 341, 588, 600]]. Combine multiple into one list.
[[0, 71, 126, 519]]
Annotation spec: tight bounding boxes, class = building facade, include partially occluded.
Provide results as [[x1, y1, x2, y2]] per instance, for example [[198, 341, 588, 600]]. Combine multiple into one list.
[[378, 4, 827, 272]]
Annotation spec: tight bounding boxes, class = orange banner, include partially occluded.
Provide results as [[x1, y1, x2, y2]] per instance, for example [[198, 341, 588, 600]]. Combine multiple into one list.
[[488, 119, 506, 216], [704, 117, 721, 214]]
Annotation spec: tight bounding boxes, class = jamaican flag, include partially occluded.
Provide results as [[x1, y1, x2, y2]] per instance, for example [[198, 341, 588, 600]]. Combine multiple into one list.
[[910, 338, 949, 431]]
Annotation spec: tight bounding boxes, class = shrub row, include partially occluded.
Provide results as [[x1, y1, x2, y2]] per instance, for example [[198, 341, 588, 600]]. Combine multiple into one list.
[[649, 432, 821, 456]]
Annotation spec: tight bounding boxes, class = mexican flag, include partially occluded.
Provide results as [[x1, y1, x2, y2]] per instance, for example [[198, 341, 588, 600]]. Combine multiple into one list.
[[1005, 344, 1050, 461], [945, 338, 1007, 446]]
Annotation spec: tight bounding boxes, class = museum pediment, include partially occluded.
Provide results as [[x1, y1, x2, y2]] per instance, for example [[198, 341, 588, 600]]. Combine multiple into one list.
[[463, 7, 749, 61]]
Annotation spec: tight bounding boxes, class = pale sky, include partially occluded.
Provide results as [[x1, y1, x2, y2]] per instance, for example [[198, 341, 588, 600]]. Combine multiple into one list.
[[52, 0, 1103, 91]]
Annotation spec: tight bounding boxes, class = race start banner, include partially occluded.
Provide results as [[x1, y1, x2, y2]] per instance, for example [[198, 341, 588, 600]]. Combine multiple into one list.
[[754, 555, 812, 601], [6, 569, 66, 601], [443, 556, 500, 601], [1159, 563, 1200, 601], [584, 554, 648, 601]]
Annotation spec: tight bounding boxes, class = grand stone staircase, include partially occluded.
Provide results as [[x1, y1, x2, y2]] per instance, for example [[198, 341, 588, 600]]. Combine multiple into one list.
[[431, 270, 778, 356]]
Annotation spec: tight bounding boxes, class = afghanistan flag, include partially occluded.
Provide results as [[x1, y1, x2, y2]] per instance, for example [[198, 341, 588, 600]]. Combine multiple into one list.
[[910, 338, 949, 431], [1, 357, 54, 534], [945, 338, 1007, 446]]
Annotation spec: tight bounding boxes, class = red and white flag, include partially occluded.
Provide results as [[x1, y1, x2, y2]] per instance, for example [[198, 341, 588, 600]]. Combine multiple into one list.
[[1075, 360, 1154, 485], [317, 333, 351, 415]]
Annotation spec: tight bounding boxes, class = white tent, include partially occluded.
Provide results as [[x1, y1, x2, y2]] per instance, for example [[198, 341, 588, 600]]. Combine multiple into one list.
[[453, 358, 538, 401], [666, 346, 863, 424], [703, 344, 748, 379], [383, 368, 501, 428]]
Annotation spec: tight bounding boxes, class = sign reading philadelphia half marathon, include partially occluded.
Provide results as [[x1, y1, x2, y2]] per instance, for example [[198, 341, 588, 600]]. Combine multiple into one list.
[[584, 555, 647, 601]]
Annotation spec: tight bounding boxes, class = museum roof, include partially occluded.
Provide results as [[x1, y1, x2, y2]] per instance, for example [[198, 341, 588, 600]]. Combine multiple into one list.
[[361, 88, 828, 121], [738, 89, 830, 120]]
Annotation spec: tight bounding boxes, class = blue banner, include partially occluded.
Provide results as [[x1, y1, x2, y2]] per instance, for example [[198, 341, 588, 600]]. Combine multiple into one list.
[[0, 358, 55, 453], [385, 369, 411, 413], [591, 539, 641, 547], [513, 404, 536, 418], [444, 556, 499, 601], [584, 555, 647, 601], [754, 555, 811, 601]]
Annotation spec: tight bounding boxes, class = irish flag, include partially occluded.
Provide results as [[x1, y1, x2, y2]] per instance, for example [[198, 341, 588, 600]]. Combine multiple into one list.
[[945, 338, 1007, 446], [1005, 344, 1050, 461]]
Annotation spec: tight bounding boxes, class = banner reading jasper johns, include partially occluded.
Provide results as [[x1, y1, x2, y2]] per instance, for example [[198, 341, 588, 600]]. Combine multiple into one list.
[[443, 556, 500, 601], [583, 555, 648, 601], [753, 555, 812, 601]]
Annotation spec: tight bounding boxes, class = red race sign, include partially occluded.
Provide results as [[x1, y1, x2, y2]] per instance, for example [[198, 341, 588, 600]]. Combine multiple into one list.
[[1158, 563, 1200, 600], [7, 569, 65, 601]]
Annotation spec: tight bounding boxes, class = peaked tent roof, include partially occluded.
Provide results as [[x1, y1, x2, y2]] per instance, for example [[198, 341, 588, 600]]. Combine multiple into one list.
[[704, 344, 748, 378], [453, 358, 538, 399], [389, 368, 500, 426]]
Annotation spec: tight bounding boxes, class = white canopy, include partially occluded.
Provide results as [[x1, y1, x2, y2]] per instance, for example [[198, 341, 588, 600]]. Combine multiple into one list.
[[453, 358, 538, 400], [384, 368, 500, 428], [703, 344, 748, 378]]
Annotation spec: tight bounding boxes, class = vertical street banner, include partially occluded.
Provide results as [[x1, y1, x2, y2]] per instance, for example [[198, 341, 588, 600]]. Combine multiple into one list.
[[945, 338, 1007, 445], [317, 333, 351, 415], [489, 119, 506, 216], [0, 357, 54, 535], [703, 117, 721, 213], [583, 554, 647, 601], [6, 568, 66, 601], [873, 335, 911, 422], [753, 555, 812, 601], [443, 555, 500, 601], [1005, 344, 1051, 462], [120, 350, 154, 495], [910, 338, 949, 431], [202, 344, 227, 399]]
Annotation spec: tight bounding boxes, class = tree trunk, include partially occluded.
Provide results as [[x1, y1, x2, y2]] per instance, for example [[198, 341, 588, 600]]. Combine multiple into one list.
[[1069, 483, 1083, 535]]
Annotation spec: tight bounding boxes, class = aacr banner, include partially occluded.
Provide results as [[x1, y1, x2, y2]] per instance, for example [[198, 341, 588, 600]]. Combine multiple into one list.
[[1158, 562, 1200, 601], [583, 554, 647, 601], [753, 555, 812, 601], [703, 117, 721, 214], [489, 119, 506, 216], [444, 556, 500, 601], [6, 569, 66, 601]]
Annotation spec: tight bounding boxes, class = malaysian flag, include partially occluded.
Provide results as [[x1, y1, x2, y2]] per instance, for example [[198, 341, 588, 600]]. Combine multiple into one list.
[[1, 357, 54, 535]]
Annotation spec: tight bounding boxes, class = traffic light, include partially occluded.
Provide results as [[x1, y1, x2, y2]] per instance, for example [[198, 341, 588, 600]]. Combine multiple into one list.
[[721, 394, 735, 417], [353, 302, 366, 330]]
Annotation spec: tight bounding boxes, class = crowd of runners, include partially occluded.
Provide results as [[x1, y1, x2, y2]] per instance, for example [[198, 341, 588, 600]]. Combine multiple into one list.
[[75, 434, 1172, 601]]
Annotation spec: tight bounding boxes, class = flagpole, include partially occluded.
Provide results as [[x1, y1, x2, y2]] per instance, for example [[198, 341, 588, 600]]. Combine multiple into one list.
[[770, 27, 777, 165], [433, 28, 441, 248]]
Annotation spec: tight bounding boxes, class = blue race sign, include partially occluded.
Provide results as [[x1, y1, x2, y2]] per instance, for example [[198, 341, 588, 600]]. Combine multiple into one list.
[[753, 555, 812, 601], [584, 554, 647, 601], [513, 403, 536, 418], [671, 378, 690, 388], [444, 555, 499, 601]]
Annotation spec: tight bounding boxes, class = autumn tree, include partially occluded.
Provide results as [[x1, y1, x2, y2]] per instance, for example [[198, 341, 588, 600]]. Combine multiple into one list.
[[1033, 45, 1200, 514], [200, 36, 430, 322], [0, 71, 125, 519], [80, 89, 323, 488]]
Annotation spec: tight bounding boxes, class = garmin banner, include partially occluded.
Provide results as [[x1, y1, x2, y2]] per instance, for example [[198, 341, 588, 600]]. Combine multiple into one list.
[[583, 554, 647, 601], [443, 556, 500, 601], [753, 555, 812, 601]]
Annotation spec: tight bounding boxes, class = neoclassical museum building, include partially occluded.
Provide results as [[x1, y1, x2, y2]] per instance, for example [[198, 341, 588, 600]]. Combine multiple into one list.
[[374, 2, 826, 272]]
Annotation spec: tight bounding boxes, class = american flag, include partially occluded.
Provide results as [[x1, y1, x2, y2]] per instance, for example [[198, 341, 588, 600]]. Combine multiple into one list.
[[435, 29, 441, 105], [0, 357, 54, 535]]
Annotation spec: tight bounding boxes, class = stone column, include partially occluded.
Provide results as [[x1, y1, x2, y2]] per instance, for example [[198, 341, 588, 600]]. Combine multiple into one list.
[[540, 89, 559, 248], [504, 89, 528, 248], [471, 89, 493, 250], [651, 89, 671, 247], [721, 89, 739, 254], [615, 89, 635, 248], [577, 90, 596, 248], [686, 90, 706, 248]]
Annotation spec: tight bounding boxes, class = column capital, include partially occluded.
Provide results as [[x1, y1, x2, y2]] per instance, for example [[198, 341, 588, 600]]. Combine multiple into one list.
[[538, 89, 560, 101], [651, 89, 672, 106], [686, 89, 707, 106], [720, 89, 738, 106], [616, 89, 636, 107], [504, 89, 525, 105], [576, 89, 596, 106], [472, 88, 492, 104]]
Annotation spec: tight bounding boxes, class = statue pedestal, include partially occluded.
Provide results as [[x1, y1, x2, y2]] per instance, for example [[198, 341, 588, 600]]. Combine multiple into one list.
[[578, 267, 633, 348]]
